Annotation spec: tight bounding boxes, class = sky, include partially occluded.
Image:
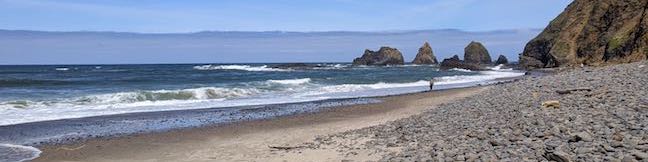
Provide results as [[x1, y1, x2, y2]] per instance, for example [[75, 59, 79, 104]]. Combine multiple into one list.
[[0, 0, 573, 64], [0, 0, 572, 33]]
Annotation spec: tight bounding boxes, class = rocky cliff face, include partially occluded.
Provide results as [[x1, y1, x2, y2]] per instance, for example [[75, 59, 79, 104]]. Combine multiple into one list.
[[521, 0, 648, 68], [352, 47, 405, 66], [495, 55, 509, 65], [464, 41, 492, 64], [412, 42, 438, 64]]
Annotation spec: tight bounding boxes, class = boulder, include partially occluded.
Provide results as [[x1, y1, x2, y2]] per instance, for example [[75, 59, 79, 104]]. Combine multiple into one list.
[[464, 41, 492, 64], [520, 0, 648, 69], [495, 55, 509, 65], [439, 55, 481, 70], [352, 47, 404, 66], [412, 42, 438, 64]]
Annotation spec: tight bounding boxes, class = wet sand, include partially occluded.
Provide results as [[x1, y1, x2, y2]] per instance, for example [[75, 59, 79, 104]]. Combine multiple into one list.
[[33, 86, 486, 162]]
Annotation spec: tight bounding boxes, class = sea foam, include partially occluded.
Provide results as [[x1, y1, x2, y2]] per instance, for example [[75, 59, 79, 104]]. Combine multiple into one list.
[[193, 65, 289, 72], [0, 143, 41, 162], [267, 78, 311, 84]]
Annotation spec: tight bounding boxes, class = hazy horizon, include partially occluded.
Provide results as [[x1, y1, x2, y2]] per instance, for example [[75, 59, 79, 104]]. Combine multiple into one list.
[[1, 28, 542, 65], [0, 0, 572, 64], [0, 27, 541, 34]]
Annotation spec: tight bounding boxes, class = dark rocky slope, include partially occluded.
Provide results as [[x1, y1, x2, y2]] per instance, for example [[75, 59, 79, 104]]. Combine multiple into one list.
[[521, 0, 648, 68], [352, 47, 404, 66], [412, 42, 438, 64]]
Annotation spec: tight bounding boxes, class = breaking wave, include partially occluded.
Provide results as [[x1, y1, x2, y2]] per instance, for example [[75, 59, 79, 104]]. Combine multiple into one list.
[[313, 64, 351, 70], [267, 78, 311, 84], [0, 69, 524, 126], [488, 64, 513, 71], [435, 70, 524, 85], [0, 87, 263, 110], [449, 68, 473, 72], [193, 65, 290, 72], [0, 78, 316, 110], [317, 80, 429, 93]]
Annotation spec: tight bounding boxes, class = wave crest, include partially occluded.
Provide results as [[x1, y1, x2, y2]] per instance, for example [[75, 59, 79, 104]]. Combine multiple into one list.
[[1, 87, 262, 109], [193, 65, 289, 72], [449, 68, 472, 72], [267, 78, 311, 85]]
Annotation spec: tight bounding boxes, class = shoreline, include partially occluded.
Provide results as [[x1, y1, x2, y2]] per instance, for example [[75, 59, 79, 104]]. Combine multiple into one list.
[[31, 86, 488, 161], [1, 75, 524, 146]]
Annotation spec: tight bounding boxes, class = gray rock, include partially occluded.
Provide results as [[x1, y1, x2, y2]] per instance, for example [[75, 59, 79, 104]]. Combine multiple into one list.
[[570, 132, 593, 142], [544, 150, 572, 162], [464, 41, 492, 64], [412, 42, 438, 64], [621, 155, 637, 162], [352, 46, 404, 66], [495, 55, 509, 65], [307, 61, 648, 161], [439, 55, 482, 70], [632, 150, 647, 160]]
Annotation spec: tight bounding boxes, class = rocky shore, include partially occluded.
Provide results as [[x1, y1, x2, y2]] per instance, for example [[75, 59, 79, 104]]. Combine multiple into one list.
[[300, 61, 647, 161]]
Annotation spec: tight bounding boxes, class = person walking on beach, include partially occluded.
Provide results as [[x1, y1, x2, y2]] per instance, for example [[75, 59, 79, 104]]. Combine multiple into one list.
[[429, 78, 435, 91]]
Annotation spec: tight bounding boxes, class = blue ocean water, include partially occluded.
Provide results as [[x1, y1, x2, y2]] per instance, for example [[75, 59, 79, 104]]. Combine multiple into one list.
[[0, 63, 524, 126], [0, 63, 525, 161]]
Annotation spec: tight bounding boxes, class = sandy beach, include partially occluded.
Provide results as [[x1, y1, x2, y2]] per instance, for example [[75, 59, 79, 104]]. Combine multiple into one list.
[[32, 86, 486, 162]]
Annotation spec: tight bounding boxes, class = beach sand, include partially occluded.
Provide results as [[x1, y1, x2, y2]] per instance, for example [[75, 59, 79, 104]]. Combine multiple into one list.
[[32, 87, 486, 162]]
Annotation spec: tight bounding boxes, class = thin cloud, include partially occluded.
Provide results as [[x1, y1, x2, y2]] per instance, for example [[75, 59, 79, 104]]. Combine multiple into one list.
[[2, 0, 205, 22]]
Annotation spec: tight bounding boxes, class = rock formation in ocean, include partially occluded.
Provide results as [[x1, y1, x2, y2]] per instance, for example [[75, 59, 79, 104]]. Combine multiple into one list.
[[464, 41, 492, 64], [439, 55, 481, 70], [412, 42, 438, 64], [352, 47, 405, 66], [495, 55, 509, 65], [520, 0, 648, 68]]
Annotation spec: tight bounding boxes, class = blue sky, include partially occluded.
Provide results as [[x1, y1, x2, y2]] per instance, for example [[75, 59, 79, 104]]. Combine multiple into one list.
[[0, 0, 572, 33]]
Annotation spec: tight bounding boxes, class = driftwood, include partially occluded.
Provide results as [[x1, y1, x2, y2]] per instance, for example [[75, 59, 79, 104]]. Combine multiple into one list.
[[556, 87, 592, 94], [542, 100, 560, 109], [58, 144, 86, 151], [268, 145, 305, 150]]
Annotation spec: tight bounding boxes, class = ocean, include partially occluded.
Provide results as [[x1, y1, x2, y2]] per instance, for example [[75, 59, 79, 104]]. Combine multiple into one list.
[[0, 63, 523, 161]]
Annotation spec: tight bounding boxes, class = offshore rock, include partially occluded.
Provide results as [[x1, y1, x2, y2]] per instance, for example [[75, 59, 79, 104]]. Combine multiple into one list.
[[412, 42, 438, 64], [495, 55, 509, 65], [464, 41, 492, 64], [439, 55, 481, 70], [352, 47, 404, 66]]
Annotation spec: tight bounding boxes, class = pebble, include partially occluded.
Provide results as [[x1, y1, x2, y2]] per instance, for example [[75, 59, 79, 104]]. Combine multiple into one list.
[[310, 61, 648, 161]]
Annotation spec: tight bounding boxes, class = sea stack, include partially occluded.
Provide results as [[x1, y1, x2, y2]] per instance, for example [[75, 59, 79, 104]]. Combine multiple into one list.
[[412, 42, 438, 64], [520, 0, 648, 68], [464, 41, 492, 65], [352, 46, 405, 66], [495, 55, 509, 65], [439, 55, 481, 70]]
